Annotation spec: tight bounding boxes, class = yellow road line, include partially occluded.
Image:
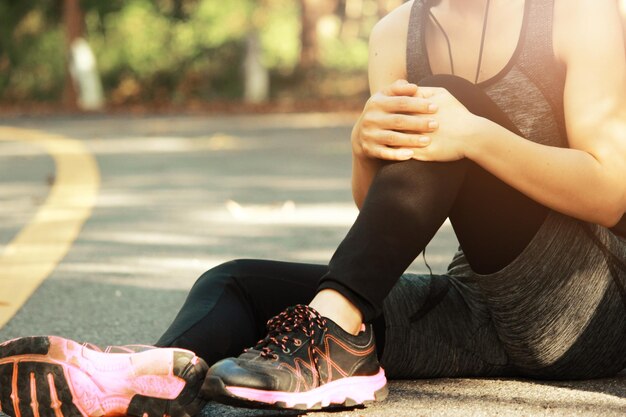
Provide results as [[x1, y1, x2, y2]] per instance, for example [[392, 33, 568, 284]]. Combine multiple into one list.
[[0, 126, 100, 328]]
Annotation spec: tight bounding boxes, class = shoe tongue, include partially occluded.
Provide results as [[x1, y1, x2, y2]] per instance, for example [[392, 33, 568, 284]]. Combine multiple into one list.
[[271, 328, 305, 349], [253, 305, 330, 356], [257, 325, 316, 356]]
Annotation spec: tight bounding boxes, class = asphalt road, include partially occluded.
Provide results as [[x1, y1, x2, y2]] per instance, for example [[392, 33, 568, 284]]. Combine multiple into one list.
[[0, 114, 623, 416]]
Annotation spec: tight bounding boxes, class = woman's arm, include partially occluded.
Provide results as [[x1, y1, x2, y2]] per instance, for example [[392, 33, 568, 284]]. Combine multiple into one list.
[[474, 0, 626, 226], [351, 1, 438, 208], [465, 120, 625, 227], [413, 0, 626, 227]]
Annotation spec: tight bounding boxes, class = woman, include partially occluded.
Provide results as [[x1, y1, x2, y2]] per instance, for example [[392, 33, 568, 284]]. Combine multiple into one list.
[[1, 0, 625, 415]]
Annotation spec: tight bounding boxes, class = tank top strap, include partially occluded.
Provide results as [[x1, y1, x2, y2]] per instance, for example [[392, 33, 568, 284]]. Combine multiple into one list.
[[405, 0, 567, 139], [406, 0, 430, 84], [405, 0, 565, 84], [517, 0, 555, 66], [516, 0, 568, 143]]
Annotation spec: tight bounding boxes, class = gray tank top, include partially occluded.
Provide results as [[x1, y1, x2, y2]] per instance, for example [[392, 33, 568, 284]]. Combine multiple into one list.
[[406, 0, 626, 246], [407, 0, 568, 148]]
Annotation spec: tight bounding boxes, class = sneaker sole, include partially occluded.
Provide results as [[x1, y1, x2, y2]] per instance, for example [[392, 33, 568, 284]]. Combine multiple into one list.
[[0, 336, 209, 417], [203, 368, 388, 410]]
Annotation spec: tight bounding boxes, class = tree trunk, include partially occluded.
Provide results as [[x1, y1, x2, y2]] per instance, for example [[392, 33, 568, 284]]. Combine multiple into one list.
[[299, 0, 341, 71], [299, 0, 320, 71], [172, 0, 184, 19], [243, 29, 269, 103], [63, 0, 82, 109]]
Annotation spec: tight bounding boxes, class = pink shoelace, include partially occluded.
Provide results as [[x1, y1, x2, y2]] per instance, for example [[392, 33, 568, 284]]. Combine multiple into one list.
[[248, 304, 328, 374]]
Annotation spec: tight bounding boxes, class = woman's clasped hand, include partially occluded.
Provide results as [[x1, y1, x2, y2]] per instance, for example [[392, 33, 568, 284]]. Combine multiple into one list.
[[352, 79, 485, 162]]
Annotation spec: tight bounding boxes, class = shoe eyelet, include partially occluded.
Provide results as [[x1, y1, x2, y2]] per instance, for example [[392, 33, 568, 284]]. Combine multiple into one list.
[[282, 347, 291, 354], [272, 354, 279, 361], [294, 339, 302, 347]]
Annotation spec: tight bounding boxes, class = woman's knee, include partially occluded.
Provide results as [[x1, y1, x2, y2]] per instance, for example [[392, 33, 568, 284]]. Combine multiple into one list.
[[163, 260, 251, 336], [374, 158, 467, 192], [419, 74, 519, 134], [420, 74, 478, 94], [419, 74, 489, 108], [158, 259, 262, 362], [193, 259, 255, 290], [184, 259, 261, 309]]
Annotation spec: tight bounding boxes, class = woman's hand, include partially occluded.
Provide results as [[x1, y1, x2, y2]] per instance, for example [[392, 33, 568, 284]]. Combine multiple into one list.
[[351, 80, 440, 161], [409, 86, 486, 162]]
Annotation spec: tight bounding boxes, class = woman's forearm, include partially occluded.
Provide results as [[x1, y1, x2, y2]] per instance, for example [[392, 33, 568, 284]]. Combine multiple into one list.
[[466, 118, 624, 227]]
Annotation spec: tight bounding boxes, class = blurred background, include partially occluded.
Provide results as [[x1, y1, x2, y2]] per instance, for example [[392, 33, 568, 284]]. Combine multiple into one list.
[[0, 0, 405, 114], [1, 0, 625, 114]]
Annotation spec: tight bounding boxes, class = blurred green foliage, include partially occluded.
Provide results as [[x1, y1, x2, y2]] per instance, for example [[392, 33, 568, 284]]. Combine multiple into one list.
[[0, 0, 391, 105], [0, 1, 64, 100]]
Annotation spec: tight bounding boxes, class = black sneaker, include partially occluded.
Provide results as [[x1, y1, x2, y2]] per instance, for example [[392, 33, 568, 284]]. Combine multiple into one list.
[[0, 336, 209, 417], [203, 304, 388, 410]]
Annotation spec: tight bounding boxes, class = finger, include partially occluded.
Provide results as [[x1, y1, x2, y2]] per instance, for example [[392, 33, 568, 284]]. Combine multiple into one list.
[[371, 130, 431, 148], [378, 113, 439, 133], [383, 80, 418, 97], [365, 143, 416, 161], [377, 95, 439, 114], [410, 147, 435, 162], [390, 82, 418, 97], [418, 87, 441, 98]]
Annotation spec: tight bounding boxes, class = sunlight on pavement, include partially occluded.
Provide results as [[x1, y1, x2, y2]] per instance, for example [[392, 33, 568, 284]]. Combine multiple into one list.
[[219, 199, 455, 227], [81, 231, 221, 247], [221, 200, 358, 226], [86, 134, 245, 155], [54, 256, 230, 290]]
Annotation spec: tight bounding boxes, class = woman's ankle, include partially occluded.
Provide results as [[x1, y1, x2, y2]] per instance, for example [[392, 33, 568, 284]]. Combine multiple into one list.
[[309, 289, 363, 335]]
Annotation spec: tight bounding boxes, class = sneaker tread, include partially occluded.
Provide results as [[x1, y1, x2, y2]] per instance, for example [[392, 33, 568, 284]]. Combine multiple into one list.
[[0, 336, 208, 417]]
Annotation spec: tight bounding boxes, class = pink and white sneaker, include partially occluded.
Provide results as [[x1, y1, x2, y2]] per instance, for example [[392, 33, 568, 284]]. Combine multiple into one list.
[[0, 336, 208, 417], [203, 304, 388, 410]]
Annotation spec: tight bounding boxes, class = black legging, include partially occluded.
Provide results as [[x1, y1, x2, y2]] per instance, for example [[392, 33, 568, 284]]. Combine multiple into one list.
[[320, 74, 548, 321], [157, 260, 335, 366], [157, 75, 548, 365]]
